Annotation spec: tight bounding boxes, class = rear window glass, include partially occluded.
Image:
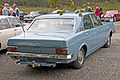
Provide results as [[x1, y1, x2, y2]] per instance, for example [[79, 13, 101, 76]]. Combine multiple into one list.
[[28, 18, 74, 32], [0, 18, 10, 30]]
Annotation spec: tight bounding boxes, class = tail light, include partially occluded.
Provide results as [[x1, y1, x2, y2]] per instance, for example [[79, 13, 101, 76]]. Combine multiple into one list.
[[7, 46, 18, 52], [56, 49, 68, 55]]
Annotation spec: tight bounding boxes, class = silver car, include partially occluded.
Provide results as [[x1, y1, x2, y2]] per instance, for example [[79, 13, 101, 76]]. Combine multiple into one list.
[[0, 16, 25, 50]]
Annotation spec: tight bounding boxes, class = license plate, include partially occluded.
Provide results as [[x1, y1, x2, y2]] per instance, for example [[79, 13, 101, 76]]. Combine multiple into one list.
[[27, 57, 46, 63]]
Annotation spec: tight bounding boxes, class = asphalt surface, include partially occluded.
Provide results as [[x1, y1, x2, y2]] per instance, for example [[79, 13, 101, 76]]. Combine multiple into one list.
[[0, 22, 120, 80]]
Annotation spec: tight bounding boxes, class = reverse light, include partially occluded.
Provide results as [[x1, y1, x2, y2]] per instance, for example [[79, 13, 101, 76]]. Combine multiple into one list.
[[56, 49, 68, 55], [7, 46, 18, 52]]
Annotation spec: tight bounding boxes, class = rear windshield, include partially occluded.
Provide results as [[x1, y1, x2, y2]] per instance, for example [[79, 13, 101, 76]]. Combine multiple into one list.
[[28, 18, 74, 32]]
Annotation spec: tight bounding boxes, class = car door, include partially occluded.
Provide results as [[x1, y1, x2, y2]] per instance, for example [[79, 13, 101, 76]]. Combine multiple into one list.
[[90, 14, 105, 47], [8, 17, 24, 36], [83, 15, 98, 55], [0, 18, 15, 50]]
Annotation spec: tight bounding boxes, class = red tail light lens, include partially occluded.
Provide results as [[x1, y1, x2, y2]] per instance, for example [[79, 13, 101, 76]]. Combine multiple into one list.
[[7, 46, 17, 52], [56, 49, 68, 55]]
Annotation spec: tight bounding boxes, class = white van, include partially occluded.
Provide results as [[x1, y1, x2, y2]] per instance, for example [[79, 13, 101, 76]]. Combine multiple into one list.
[[0, 16, 25, 50]]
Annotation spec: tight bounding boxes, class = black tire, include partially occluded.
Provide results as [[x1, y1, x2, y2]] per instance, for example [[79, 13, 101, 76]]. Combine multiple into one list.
[[72, 48, 85, 69], [113, 16, 117, 22], [0, 43, 1, 48], [104, 35, 111, 48]]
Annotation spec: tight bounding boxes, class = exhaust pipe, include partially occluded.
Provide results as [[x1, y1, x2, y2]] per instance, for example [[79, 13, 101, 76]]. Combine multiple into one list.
[[32, 61, 40, 68], [16, 59, 21, 64]]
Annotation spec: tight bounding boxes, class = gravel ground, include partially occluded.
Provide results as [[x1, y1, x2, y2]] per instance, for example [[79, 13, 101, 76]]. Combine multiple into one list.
[[0, 22, 120, 80]]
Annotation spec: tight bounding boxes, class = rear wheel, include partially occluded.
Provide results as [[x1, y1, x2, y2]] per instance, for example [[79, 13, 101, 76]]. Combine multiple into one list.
[[104, 35, 111, 48], [72, 48, 85, 69]]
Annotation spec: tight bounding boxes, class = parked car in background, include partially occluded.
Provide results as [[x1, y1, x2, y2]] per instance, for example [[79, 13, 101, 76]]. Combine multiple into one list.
[[52, 9, 69, 14], [101, 10, 120, 22], [20, 11, 27, 21], [7, 12, 114, 69], [24, 11, 45, 22], [0, 16, 25, 51]]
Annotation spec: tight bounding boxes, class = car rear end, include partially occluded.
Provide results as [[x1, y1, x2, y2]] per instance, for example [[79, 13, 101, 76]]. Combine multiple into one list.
[[7, 13, 78, 67], [7, 39, 74, 67], [101, 14, 114, 22]]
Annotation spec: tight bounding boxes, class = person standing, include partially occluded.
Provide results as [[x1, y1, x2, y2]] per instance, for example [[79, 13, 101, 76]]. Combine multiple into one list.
[[8, 8, 16, 17], [2, 3, 9, 16], [0, 8, 2, 15], [0, 4, 3, 15], [95, 7, 100, 16], [99, 5, 103, 19], [12, 4, 19, 18]]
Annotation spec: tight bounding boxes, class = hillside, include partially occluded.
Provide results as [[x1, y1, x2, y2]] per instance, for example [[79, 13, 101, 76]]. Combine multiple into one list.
[[0, 0, 120, 13], [0, 0, 119, 7]]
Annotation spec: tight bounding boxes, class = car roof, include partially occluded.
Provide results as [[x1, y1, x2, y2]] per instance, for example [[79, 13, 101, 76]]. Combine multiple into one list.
[[0, 16, 15, 19], [36, 12, 94, 19]]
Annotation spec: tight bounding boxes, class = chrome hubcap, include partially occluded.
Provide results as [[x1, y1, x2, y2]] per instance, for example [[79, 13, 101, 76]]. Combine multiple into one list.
[[78, 50, 84, 64]]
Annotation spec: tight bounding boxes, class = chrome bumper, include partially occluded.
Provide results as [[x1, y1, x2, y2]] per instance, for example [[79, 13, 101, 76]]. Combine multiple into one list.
[[7, 52, 74, 60]]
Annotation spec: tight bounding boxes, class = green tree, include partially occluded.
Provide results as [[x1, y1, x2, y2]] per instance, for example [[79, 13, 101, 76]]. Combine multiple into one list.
[[0, 2, 3, 8], [48, 0, 90, 16]]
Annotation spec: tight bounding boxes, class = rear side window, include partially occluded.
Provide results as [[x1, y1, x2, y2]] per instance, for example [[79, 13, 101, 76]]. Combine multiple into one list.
[[83, 15, 93, 30], [90, 14, 102, 27], [9, 18, 22, 28], [0, 18, 10, 30]]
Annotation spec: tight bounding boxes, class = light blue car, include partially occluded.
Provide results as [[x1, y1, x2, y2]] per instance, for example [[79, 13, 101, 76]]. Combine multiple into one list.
[[7, 12, 114, 69]]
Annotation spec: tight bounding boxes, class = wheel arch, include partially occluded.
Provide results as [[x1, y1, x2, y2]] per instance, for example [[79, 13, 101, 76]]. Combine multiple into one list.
[[107, 30, 113, 38], [79, 44, 87, 56], [110, 31, 112, 37], [82, 45, 87, 56]]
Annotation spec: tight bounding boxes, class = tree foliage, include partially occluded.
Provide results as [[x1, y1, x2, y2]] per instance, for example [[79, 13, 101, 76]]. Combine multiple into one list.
[[48, 0, 90, 16]]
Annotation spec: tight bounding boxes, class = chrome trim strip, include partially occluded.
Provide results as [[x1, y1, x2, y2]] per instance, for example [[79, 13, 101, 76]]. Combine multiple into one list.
[[7, 52, 74, 59]]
